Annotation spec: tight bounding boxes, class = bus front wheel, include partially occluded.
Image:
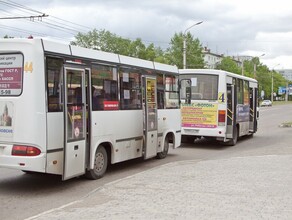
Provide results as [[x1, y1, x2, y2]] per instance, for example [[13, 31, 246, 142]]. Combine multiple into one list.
[[85, 145, 108, 180], [156, 136, 170, 159]]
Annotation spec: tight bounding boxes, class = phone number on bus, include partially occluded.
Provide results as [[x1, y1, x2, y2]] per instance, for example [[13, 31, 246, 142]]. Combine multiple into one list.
[[0, 90, 11, 95]]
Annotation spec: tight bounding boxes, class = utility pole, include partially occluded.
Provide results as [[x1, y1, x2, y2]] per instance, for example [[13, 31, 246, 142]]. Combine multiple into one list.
[[183, 21, 203, 69], [253, 53, 265, 79], [271, 64, 280, 103], [286, 81, 289, 102]]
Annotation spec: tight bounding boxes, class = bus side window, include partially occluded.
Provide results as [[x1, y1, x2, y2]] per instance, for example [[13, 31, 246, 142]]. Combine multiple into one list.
[[91, 87, 99, 110], [91, 64, 118, 111], [96, 89, 106, 110], [157, 73, 164, 109], [165, 75, 179, 109], [46, 57, 63, 112], [74, 87, 82, 104], [120, 68, 142, 110], [48, 95, 60, 112]]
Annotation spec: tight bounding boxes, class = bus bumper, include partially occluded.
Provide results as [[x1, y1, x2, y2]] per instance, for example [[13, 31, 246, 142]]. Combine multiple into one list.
[[0, 144, 46, 172]]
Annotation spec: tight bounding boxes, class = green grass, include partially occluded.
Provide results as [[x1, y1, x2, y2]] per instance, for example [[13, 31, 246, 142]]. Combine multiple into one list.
[[280, 122, 292, 127], [271, 100, 292, 105]]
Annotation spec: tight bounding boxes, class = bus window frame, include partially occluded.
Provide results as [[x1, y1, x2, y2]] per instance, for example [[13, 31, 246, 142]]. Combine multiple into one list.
[[91, 63, 119, 111], [46, 56, 65, 112], [165, 74, 179, 109], [119, 66, 143, 110]]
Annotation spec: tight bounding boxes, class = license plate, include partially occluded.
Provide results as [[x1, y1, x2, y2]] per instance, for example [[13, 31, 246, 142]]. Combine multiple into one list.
[[184, 129, 199, 134]]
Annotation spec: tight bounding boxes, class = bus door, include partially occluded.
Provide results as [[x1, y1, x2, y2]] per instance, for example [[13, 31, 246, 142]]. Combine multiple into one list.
[[143, 76, 158, 159], [226, 84, 235, 138], [63, 67, 87, 180], [249, 87, 258, 132]]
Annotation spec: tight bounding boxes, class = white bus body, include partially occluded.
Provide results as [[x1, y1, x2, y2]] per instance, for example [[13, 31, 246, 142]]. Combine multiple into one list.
[[179, 69, 258, 145], [0, 39, 181, 180]]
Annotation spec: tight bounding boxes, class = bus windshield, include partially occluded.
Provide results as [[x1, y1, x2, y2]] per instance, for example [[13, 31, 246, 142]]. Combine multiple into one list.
[[180, 74, 218, 100]]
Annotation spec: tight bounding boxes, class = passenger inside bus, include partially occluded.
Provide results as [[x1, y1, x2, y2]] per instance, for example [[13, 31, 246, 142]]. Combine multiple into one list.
[[75, 87, 82, 104], [92, 89, 107, 110]]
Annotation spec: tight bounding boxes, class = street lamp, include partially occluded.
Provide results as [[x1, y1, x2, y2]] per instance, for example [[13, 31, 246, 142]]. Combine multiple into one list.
[[183, 21, 203, 69], [253, 53, 265, 79], [271, 63, 280, 103]]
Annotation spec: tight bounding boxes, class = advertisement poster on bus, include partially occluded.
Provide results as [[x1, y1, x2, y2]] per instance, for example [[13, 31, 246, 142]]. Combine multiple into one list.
[[236, 104, 249, 122], [0, 54, 23, 96], [0, 101, 14, 137], [181, 102, 218, 128]]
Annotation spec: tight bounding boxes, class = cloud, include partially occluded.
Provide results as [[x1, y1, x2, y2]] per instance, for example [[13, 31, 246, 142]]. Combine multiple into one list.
[[1, 0, 292, 68]]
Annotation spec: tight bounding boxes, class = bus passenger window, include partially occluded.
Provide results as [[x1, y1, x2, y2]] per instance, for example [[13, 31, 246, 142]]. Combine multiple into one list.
[[120, 68, 142, 110], [74, 87, 82, 104], [165, 75, 179, 109], [46, 57, 63, 112], [91, 64, 118, 111], [157, 74, 164, 109]]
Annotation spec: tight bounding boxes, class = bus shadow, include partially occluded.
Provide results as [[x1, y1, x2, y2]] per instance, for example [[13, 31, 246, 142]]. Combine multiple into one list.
[[0, 171, 80, 194], [0, 153, 179, 193], [106, 153, 177, 174], [181, 137, 234, 150], [181, 134, 255, 150]]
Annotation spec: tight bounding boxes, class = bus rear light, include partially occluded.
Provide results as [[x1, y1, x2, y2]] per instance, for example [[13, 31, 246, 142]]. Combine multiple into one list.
[[12, 145, 41, 156], [218, 110, 226, 126]]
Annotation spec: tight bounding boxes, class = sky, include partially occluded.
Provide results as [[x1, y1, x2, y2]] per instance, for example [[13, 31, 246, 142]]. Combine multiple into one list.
[[1, 0, 292, 69]]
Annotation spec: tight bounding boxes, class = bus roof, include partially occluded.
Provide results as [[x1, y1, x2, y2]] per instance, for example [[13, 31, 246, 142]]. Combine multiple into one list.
[[179, 68, 258, 83], [0, 38, 178, 74]]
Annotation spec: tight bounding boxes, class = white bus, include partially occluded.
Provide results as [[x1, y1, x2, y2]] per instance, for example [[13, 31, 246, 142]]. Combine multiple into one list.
[[179, 69, 258, 146], [0, 38, 181, 180]]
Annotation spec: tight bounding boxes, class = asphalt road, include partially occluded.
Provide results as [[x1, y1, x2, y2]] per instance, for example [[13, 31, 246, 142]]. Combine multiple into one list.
[[0, 103, 291, 220]]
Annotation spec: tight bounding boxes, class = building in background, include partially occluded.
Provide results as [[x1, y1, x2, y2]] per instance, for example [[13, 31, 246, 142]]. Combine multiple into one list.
[[202, 47, 223, 69], [202, 47, 243, 69], [275, 69, 292, 81]]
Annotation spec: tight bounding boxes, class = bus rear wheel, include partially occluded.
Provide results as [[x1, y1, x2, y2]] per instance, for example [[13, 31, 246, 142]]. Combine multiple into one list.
[[85, 145, 108, 180], [226, 126, 238, 146], [156, 136, 170, 159]]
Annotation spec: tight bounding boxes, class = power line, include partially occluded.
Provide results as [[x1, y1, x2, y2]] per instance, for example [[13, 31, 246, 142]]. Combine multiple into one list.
[[0, 0, 90, 35], [0, 14, 48, 20], [1, 0, 43, 14], [1, 0, 91, 32], [0, 24, 46, 36], [0, 0, 170, 47], [36, 21, 79, 35], [49, 15, 92, 31]]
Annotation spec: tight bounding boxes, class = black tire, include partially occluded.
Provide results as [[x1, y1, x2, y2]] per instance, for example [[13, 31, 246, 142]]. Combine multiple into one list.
[[156, 136, 170, 159], [85, 145, 108, 180], [226, 126, 238, 146]]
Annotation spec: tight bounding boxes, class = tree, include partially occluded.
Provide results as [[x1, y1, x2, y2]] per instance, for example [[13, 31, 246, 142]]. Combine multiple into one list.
[[72, 29, 164, 61], [71, 29, 132, 56], [244, 60, 288, 100], [166, 32, 204, 69], [72, 29, 205, 67], [216, 57, 241, 74], [128, 38, 146, 59], [242, 60, 255, 78], [3, 35, 13, 39], [153, 46, 169, 64]]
